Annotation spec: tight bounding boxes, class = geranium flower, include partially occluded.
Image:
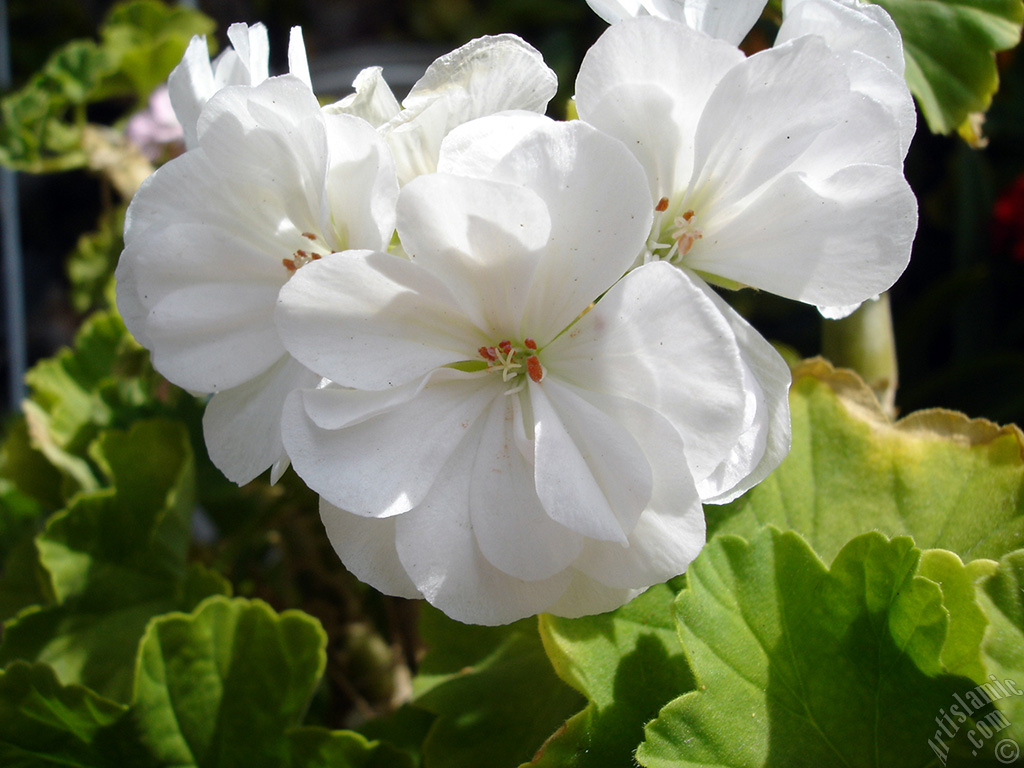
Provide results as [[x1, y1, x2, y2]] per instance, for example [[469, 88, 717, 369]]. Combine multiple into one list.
[[275, 115, 789, 624], [326, 35, 557, 185], [116, 76, 399, 484], [575, 16, 917, 315], [169, 22, 311, 149]]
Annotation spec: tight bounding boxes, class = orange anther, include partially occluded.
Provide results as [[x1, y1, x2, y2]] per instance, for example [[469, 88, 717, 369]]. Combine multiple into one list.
[[527, 356, 543, 382], [655, 197, 669, 212]]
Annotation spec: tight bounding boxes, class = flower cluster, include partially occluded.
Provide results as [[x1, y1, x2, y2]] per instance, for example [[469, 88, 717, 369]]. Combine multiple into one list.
[[116, 2, 916, 624]]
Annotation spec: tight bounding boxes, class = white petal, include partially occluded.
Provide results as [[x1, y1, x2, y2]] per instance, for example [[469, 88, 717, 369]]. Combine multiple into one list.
[[225, 22, 269, 84], [818, 301, 863, 320], [530, 378, 652, 544], [778, 0, 914, 157], [325, 67, 401, 127], [287, 26, 312, 88], [196, 77, 327, 233], [281, 372, 497, 516], [320, 499, 423, 599], [686, 163, 917, 307], [545, 261, 749, 484], [569, 390, 706, 587], [143, 281, 283, 392], [439, 115, 653, 338], [687, 277, 792, 503], [657, 0, 767, 44], [202, 356, 320, 485], [687, 36, 854, 212], [385, 35, 557, 185], [397, 173, 551, 336], [167, 35, 215, 149], [395, 427, 572, 625], [113, 256, 150, 350], [320, 112, 398, 253], [276, 251, 482, 389], [543, 571, 642, 618], [404, 35, 556, 116], [469, 395, 583, 581], [583, 0, 767, 43], [575, 17, 744, 203], [584, 0, 647, 24]]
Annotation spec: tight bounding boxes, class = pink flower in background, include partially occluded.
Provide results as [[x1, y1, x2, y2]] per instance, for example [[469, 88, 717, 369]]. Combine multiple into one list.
[[125, 87, 184, 161]]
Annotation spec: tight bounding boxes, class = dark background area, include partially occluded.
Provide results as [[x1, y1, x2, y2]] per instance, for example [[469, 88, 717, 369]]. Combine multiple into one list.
[[4, 0, 1024, 424]]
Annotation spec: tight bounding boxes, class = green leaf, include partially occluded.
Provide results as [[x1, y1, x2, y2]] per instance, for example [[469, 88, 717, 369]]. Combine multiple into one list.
[[0, 0, 211, 173], [0, 661, 128, 768], [975, 549, 1024, 747], [917, 549, 998, 681], [286, 727, 416, 768], [39, 419, 195, 605], [132, 596, 327, 768], [0, 538, 52, 625], [411, 605, 584, 768], [67, 206, 126, 315], [0, 420, 228, 702], [22, 311, 137, 494], [872, 0, 1023, 135], [710, 360, 1024, 563], [0, 40, 108, 172], [97, 0, 215, 102], [0, 416, 66, 511], [529, 581, 694, 768], [637, 528, 985, 768]]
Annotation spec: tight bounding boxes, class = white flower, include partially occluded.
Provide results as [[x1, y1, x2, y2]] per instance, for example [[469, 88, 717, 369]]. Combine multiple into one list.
[[584, 0, 767, 44], [326, 35, 557, 185], [116, 76, 399, 485], [275, 115, 788, 624], [575, 16, 917, 312], [168, 22, 312, 149]]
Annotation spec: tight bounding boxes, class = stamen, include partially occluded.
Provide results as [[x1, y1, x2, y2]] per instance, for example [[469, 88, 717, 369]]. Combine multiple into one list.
[[477, 338, 543, 392], [283, 249, 323, 272], [301, 232, 318, 240], [670, 210, 703, 258], [527, 356, 543, 382], [655, 197, 670, 212]]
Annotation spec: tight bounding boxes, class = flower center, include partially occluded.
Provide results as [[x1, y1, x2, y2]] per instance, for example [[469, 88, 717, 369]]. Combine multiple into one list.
[[478, 338, 544, 394], [670, 210, 703, 258], [283, 232, 328, 273], [649, 197, 704, 264]]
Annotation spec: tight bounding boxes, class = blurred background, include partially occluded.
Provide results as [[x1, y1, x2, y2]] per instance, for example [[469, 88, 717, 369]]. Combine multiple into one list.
[[3, 0, 1024, 425]]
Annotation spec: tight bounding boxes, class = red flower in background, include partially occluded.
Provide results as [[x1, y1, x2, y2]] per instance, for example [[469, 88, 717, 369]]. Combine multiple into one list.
[[992, 173, 1024, 262]]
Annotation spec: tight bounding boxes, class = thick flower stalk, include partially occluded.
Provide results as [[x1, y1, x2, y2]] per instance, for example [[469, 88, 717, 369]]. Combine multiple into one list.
[[116, 75, 399, 484], [275, 115, 790, 624], [575, 12, 917, 318]]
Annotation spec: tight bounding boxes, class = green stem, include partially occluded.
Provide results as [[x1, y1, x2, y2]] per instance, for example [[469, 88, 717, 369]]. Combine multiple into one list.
[[821, 292, 898, 417]]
